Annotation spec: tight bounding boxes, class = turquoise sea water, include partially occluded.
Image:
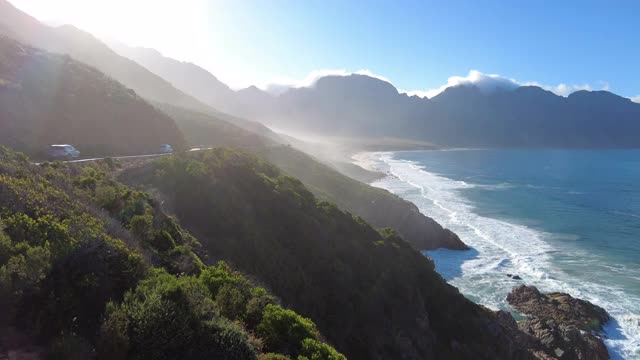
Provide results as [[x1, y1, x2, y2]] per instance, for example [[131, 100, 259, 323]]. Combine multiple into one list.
[[355, 149, 640, 359]]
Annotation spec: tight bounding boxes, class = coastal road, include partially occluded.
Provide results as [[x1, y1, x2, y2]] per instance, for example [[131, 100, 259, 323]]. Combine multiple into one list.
[[35, 147, 212, 165]]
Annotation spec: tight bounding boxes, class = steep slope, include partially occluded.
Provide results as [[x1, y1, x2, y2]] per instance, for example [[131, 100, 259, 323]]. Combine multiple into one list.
[[122, 149, 529, 360], [0, 146, 343, 359], [159, 103, 466, 250], [106, 41, 239, 114], [0, 0, 210, 113], [105, 40, 276, 120], [0, 36, 185, 156], [155, 102, 284, 145]]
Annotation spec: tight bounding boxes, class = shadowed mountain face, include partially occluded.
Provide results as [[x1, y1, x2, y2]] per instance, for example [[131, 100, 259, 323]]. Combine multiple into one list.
[[0, 36, 185, 156], [106, 35, 640, 148], [0, 0, 210, 113], [261, 77, 640, 148]]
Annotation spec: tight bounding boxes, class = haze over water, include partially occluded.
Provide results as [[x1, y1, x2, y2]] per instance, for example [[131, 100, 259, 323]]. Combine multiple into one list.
[[355, 149, 640, 359]]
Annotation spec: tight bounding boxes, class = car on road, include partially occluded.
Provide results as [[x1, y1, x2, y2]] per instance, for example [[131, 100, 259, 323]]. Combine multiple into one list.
[[47, 144, 80, 160], [159, 144, 174, 154]]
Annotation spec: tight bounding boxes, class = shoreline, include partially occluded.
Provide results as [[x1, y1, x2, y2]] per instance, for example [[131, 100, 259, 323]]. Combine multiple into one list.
[[351, 150, 639, 359]]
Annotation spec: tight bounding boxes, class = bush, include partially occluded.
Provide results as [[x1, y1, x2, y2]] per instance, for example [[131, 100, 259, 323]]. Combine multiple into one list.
[[199, 262, 234, 296], [299, 338, 346, 360], [29, 237, 144, 339], [97, 302, 130, 360], [100, 271, 257, 360], [153, 230, 176, 251], [245, 287, 276, 329], [216, 283, 249, 321], [257, 304, 319, 356], [258, 354, 291, 360], [129, 214, 153, 242]]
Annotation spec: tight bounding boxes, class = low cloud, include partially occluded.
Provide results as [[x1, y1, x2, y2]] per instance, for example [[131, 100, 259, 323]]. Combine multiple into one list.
[[631, 95, 640, 103], [406, 70, 610, 99], [262, 68, 614, 99], [404, 70, 518, 98]]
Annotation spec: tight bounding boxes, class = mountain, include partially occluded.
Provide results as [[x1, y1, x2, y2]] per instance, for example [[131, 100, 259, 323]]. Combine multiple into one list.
[[0, 145, 344, 359], [121, 149, 535, 359], [0, 35, 185, 156], [0, 0, 210, 113], [158, 103, 467, 251], [106, 40, 280, 121], [105, 41, 239, 114], [267, 74, 428, 136], [110, 40, 640, 149], [255, 75, 640, 148]]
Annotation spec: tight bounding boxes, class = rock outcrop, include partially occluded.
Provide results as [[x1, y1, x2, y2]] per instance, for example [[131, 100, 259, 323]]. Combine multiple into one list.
[[507, 285, 610, 360]]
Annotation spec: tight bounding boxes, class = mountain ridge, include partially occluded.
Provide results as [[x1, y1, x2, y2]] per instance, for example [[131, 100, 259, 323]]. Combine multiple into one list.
[[0, 0, 213, 113], [103, 36, 640, 148], [0, 35, 186, 156]]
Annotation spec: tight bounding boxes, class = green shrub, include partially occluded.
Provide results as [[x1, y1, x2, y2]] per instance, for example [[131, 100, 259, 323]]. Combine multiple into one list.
[[101, 270, 256, 360], [258, 354, 292, 360], [299, 338, 346, 360], [199, 262, 234, 296], [257, 304, 320, 356], [245, 287, 276, 329], [216, 283, 249, 321], [153, 230, 176, 251], [95, 185, 118, 211], [97, 302, 130, 360], [129, 214, 153, 242]]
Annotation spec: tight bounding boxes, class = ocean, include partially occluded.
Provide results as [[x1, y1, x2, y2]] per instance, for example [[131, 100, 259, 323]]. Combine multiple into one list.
[[353, 149, 640, 359]]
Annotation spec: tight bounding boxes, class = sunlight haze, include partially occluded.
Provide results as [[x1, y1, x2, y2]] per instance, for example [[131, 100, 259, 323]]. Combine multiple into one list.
[[8, 0, 640, 100]]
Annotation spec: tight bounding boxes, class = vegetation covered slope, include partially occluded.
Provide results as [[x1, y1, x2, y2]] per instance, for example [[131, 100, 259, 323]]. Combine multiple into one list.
[[162, 103, 466, 250], [0, 36, 185, 157], [122, 149, 528, 360], [0, 0, 210, 113], [0, 146, 343, 360]]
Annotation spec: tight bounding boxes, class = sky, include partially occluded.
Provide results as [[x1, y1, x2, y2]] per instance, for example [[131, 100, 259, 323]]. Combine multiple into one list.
[[9, 0, 640, 101]]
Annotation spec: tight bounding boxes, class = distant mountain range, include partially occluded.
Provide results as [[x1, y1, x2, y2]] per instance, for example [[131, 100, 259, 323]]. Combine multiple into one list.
[[263, 75, 640, 147], [4, 0, 636, 149], [106, 35, 640, 149]]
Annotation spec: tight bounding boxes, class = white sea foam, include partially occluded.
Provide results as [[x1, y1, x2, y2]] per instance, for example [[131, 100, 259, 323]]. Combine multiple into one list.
[[355, 151, 640, 359]]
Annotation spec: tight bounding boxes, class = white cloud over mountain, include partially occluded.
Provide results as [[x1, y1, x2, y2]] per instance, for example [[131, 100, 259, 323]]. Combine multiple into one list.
[[263, 69, 614, 99], [631, 95, 640, 103], [405, 70, 610, 98]]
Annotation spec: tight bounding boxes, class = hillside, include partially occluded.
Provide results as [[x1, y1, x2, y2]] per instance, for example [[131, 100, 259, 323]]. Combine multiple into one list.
[[106, 41, 239, 115], [160, 104, 466, 250], [0, 36, 185, 156], [120, 149, 532, 359], [0, 0, 210, 113], [0, 145, 344, 359]]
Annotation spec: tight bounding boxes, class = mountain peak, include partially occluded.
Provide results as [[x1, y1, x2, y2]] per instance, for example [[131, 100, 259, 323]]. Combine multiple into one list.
[[312, 73, 399, 97]]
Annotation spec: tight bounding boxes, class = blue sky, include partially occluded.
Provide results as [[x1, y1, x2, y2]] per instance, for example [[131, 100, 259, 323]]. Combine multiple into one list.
[[11, 0, 640, 100]]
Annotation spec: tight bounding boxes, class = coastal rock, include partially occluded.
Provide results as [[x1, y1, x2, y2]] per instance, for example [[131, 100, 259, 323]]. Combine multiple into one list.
[[507, 285, 610, 360]]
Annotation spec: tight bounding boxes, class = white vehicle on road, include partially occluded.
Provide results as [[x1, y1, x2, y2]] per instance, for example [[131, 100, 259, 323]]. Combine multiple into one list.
[[47, 144, 80, 160], [159, 144, 173, 154]]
